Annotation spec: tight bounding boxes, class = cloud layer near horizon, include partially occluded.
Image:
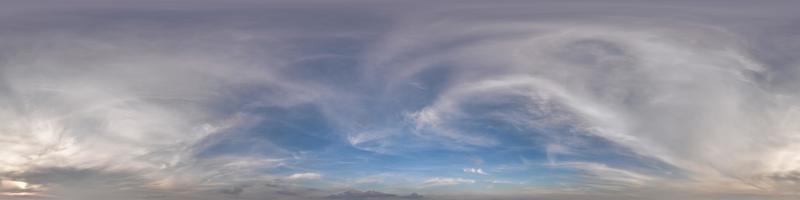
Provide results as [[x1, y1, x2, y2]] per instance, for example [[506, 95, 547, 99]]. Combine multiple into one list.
[[1, 1, 800, 200]]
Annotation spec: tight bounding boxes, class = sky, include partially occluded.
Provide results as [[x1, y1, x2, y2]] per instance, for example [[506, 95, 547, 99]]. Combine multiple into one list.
[[1, 0, 800, 200]]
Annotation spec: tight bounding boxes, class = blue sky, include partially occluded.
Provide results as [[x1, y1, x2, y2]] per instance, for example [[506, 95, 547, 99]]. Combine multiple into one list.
[[1, 1, 800, 200]]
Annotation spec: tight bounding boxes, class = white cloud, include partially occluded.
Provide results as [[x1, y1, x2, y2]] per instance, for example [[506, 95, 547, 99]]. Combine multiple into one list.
[[286, 173, 322, 181], [423, 177, 475, 186], [370, 12, 800, 195], [489, 180, 516, 184], [549, 162, 654, 188], [463, 168, 488, 175], [0, 9, 328, 198], [0, 180, 32, 190]]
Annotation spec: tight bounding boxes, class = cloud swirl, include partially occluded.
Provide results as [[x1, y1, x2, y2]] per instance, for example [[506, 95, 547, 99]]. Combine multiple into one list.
[[1, 1, 799, 199]]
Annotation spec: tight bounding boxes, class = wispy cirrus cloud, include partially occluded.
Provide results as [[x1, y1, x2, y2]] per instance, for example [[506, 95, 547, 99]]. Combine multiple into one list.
[[2, 1, 800, 200], [423, 178, 476, 187]]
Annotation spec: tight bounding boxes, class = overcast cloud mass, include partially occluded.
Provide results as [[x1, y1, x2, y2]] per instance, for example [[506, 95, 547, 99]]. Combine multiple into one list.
[[2, 0, 800, 200]]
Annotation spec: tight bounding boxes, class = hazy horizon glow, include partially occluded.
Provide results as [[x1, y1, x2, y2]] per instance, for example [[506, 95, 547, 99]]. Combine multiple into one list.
[[2, 1, 800, 200]]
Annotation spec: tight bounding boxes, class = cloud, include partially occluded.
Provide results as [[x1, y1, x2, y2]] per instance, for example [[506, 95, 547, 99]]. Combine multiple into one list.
[[423, 178, 475, 186], [286, 173, 322, 181], [364, 2, 800, 196], [219, 184, 250, 196], [489, 180, 516, 184], [1, 167, 167, 199], [328, 189, 423, 199], [549, 161, 655, 190], [462, 168, 488, 175], [0, 180, 30, 190], [0, 1, 344, 198], [0, 179, 43, 198], [1, 1, 800, 200]]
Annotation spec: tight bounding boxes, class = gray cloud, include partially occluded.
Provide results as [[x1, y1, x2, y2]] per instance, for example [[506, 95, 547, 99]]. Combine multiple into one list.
[[362, 0, 800, 197], [1, 0, 800, 199]]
